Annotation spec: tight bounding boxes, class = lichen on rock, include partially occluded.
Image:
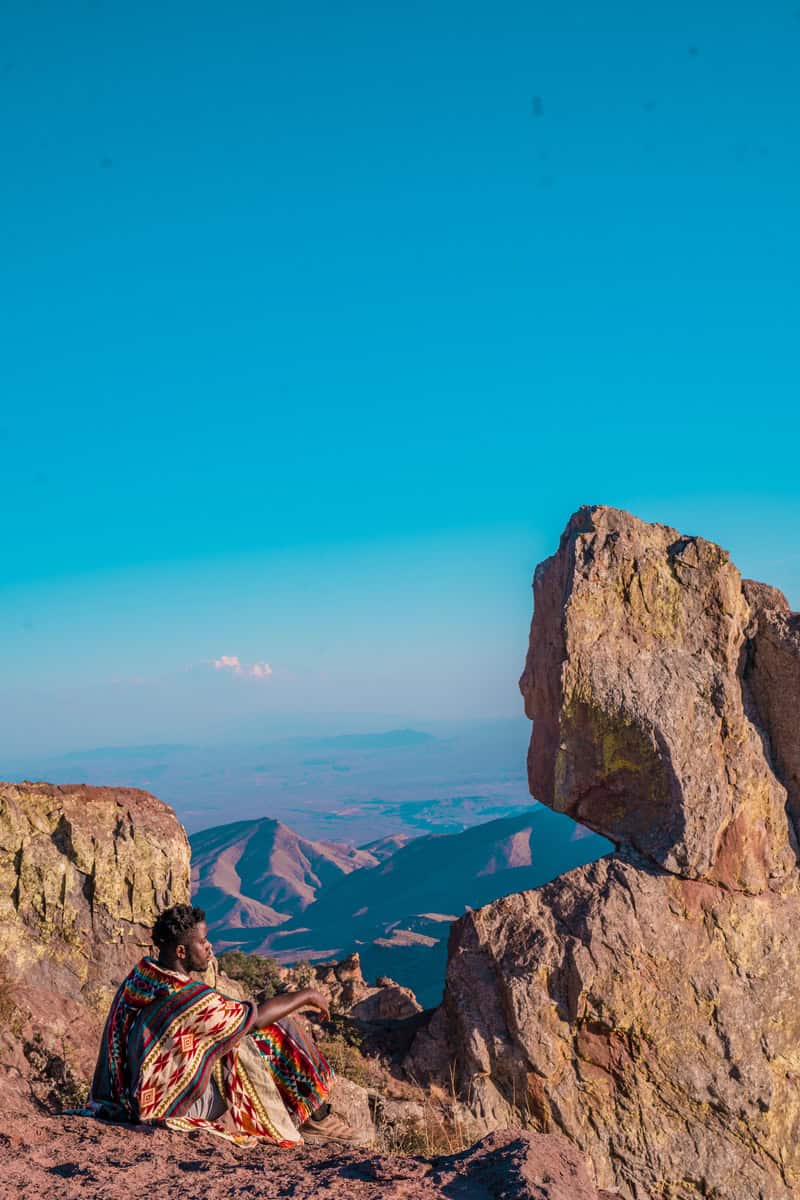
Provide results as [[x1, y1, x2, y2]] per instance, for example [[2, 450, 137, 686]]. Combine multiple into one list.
[[0, 781, 190, 1110]]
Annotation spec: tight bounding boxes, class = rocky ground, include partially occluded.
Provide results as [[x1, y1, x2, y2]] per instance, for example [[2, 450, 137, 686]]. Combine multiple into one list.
[[0, 1114, 618, 1200]]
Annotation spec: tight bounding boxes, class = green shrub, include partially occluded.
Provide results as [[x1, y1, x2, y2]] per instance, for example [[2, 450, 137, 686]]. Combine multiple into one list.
[[289, 961, 317, 990], [217, 950, 282, 998]]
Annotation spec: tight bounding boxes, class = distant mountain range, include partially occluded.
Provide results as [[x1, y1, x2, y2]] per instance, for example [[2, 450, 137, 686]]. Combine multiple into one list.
[[282, 729, 436, 750], [191, 818, 380, 928], [3, 719, 538, 841], [7, 720, 613, 1005], [190, 806, 611, 1007]]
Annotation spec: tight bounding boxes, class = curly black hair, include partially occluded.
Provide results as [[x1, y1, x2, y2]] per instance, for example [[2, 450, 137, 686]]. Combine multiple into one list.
[[152, 904, 206, 949]]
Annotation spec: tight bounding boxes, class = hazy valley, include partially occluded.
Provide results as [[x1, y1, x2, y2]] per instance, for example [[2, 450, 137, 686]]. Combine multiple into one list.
[[2, 718, 613, 1006], [2, 719, 538, 842]]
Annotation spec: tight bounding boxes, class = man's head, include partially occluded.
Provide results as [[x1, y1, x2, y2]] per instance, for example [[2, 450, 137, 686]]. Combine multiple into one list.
[[152, 904, 212, 973]]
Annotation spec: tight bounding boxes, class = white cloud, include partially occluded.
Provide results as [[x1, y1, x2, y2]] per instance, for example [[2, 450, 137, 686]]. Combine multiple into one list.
[[214, 655, 242, 672], [248, 662, 273, 679], [213, 655, 273, 680]]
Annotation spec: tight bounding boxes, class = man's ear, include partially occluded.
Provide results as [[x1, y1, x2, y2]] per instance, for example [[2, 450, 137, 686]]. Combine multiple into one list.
[[175, 941, 187, 961]]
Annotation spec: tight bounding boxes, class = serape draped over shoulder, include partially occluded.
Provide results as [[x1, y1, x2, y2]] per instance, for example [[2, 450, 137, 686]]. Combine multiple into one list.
[[86, 957, 334, 1145]]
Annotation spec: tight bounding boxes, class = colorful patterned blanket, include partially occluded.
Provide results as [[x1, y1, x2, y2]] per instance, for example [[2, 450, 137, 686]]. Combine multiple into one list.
[[85, 957, 334, 1145]]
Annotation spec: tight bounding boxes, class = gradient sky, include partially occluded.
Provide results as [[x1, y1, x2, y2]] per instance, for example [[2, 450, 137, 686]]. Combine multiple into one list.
[[2, 1, 799, 757]]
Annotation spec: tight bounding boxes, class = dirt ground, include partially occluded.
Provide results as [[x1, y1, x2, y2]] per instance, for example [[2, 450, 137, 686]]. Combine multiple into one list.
[[0, 1112, 618, 1200]]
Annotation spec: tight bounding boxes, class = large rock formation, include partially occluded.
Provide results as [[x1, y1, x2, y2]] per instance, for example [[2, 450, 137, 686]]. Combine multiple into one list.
[[0, 782, 190, 1110], [520, 507, 797, 892], [743, 580, 800, 842], [407, 507, 800, 1200]]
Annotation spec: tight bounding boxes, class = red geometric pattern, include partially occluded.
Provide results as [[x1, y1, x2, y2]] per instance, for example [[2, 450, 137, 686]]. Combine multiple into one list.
[[138, 987, 250, 1119], [85, 957, 333, 1147]]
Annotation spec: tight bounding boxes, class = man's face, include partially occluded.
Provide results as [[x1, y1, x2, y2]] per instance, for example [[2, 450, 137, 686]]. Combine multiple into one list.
[[176, 921, 213, 973]]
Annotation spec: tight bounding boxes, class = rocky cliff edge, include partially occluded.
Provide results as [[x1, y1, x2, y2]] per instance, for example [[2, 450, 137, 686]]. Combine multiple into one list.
[[0, 781, 190, 1111]]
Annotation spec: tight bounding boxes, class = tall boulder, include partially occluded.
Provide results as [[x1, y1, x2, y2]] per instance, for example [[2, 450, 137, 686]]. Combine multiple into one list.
[[0, 782, 190, 1110], [408, 507, 800, 1200], [519, 506, 797, 893]]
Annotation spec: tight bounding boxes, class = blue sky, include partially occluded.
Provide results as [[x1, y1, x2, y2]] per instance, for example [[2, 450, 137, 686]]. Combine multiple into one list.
[[1, 1, 799, 756]]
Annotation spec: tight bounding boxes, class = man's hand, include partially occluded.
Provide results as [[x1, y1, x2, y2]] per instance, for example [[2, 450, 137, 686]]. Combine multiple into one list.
[[299, 989, 331, 1022], [254, 987, 331, 1029]]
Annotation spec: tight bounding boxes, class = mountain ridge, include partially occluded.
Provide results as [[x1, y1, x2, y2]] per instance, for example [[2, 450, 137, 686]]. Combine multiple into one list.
[[191, 805, 611, 1005], [191, 817, 380, 930]]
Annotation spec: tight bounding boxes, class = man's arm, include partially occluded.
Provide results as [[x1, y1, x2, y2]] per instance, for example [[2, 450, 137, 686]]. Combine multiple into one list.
[[252, 988, 330, 1029]]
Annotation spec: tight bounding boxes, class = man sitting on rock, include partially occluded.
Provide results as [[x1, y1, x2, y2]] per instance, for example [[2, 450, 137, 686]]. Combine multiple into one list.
[[86, 903, 355, 1145]]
